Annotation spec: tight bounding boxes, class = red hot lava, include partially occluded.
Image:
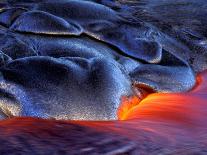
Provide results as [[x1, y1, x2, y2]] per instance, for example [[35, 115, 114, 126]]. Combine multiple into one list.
[[0, 71, 207, 154]]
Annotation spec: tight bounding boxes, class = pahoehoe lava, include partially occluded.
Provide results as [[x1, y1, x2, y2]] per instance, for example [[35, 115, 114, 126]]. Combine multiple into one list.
[[0, 0, 206, 154], [0, 0, 205, 121]]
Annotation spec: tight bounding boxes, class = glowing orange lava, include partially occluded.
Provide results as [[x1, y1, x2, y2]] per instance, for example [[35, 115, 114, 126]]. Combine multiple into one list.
[[0, 71, 207, 154], [118, 71, 207, 125]]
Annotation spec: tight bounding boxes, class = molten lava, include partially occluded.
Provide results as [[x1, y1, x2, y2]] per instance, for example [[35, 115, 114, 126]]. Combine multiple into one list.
[[0, 71, 207, 154], [118, 71, 207, 124]]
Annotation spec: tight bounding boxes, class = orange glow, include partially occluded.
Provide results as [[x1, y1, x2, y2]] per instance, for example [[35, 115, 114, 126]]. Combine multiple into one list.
[[0, 71, 207, 153], [117, 95, 141, 120], [118, 71, 207, 126]]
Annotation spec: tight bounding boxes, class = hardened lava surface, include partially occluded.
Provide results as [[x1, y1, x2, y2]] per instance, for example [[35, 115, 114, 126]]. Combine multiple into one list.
[[0, 0, 206, 154], [0, 0, 205, 120]]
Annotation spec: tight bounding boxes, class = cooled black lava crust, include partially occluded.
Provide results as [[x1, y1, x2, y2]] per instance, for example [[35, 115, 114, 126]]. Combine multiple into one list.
[[0, 0, 206, 120]]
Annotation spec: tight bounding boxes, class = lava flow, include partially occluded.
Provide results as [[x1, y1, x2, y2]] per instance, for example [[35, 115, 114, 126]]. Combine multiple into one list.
[[117, 71, 206, 123], [118, 71, 207, 124], [0, 71, 207, 154]]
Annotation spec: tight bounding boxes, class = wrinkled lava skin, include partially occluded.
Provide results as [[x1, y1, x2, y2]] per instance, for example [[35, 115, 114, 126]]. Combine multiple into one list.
[[0, 0, 207, 154], [0, 0, 202, 120]]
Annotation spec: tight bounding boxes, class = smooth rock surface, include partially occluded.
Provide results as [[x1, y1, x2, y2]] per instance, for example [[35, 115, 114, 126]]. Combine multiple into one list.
[[0, 0, 205, 120]]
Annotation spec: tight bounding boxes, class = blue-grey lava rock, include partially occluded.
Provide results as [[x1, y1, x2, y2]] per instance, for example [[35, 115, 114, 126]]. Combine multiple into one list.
[[0, 0, 205, 120]]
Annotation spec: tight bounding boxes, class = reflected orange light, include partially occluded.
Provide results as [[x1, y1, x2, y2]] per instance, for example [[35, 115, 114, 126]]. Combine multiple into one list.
[[117, 95, 141, 120]]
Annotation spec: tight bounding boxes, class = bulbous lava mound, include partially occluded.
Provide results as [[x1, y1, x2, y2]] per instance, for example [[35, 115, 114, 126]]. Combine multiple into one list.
[[0, 0, 204, 120]]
